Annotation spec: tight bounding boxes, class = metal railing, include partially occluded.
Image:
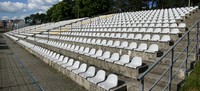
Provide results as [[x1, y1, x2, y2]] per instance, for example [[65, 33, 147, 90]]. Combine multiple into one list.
[[137, 19, 200, 91]]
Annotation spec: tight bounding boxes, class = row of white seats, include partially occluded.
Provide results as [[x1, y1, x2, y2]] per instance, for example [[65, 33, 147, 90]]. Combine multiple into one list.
[[15, 39, 120, 90], [33, 46, 118, 90], [34, 40, 143, 67], [67, 28, 180, 34], [84, 22, 186, 28], [40, 33, 171, 43]]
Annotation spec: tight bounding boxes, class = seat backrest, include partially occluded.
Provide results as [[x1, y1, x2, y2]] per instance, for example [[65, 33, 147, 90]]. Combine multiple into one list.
[[171, 28, 179, 34], [149, 44, 159, 51], [74, 46, 80, 50], [110, 33, 115, 37], [138, 43, 147, 50], [139, 28, 146, 32], [89, 48, 96, 54], [105, 74, 118, 86], [95, 70, 106, 80], [121, 33, 127, 38], [162, 28, 170, 33], [66, 59, 74, 66], [102, 51, 110, 58], [154, 28, 161, 33], [79, 46, 84, 52], [70, 45, 75, 49], [133, 28, 139, 32], [51, 53, 56, 58], [128, 34, 134, 39], [111, 53, 119, 60], [146, 28, 153, 33], [87, 66, 96, 76], [95, 50, 103, 56], [83, 47, 90, 53], [113, 41, 120, 46], [127, 28, 133, 32], [120, 55, 130, 63], [116, 33, 121, 38], [101, 40, 107, 45], [151, 34, 160, 41], [134, 34, 142, 39], [79, 63, 87, 72], [86, 38, 91, 43], [121, 41, 128, 47], [142, 34, 151, 40], [55, 54, 60, 59], [161, 35, 170, 42], [62, 57, 69, 63], [91, 39, 96, 43], [96, 39, 101, 44], [107, 40, 113, 45], [128, 42, 137, 48], [131, 57, 142, 66], [72, 61, 80, 68]]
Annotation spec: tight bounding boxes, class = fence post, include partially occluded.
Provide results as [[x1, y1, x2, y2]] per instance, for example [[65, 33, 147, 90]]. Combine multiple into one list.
[[169, 48, 174, 91], [140, 77, 144, 91], [185, 31, 190, 79], [196, 22, 199, 60]]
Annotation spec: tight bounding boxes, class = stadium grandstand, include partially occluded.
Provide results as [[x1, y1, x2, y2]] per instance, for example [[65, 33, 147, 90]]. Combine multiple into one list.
[[1, 2, 200, 91]]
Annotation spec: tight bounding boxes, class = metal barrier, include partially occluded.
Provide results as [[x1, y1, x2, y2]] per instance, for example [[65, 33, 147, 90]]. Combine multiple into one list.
[[137, 19, 200, 91]]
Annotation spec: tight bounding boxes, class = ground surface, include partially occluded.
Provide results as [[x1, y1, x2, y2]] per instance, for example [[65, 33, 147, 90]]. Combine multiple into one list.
[[0, 34, 87, 91]]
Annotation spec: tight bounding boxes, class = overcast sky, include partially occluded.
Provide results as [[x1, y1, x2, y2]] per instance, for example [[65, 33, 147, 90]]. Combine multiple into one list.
[[0, 0, 62, 20]]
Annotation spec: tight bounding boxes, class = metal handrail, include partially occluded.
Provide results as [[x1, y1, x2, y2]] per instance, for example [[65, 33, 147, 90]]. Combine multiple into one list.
[[137, 18, 200, 90]]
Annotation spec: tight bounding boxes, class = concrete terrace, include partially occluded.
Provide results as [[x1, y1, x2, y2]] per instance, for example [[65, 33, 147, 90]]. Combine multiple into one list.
[[0, 33, 86, 91]]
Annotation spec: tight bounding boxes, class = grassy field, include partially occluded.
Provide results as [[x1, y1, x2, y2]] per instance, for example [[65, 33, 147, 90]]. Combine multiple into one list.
[[181, 61, 200, 91]]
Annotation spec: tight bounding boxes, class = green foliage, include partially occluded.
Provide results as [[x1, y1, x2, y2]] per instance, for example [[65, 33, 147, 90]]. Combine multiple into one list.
[[181, 61, 200, 91]]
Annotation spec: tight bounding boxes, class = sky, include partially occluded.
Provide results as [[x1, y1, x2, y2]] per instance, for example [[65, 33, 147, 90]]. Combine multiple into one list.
[[0, 0, 62, 20]]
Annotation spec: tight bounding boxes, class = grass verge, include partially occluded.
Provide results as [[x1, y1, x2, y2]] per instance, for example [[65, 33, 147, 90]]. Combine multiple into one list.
[[181, 61, 200, 91]]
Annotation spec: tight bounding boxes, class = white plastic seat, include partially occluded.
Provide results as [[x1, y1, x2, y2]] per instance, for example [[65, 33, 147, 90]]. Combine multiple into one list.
[[134, 34, 142, 40], [121, 33, 128, 38], [114, 55, 130, 65], [90, 50, 103, 58], [61, 59, 74, 68], [53, 55, 64, 63], [105, 40, 113, 46], [105, 53, 119, 63], [139, 28, 146, 32], [160, 35, 171, 42], [162, 28, 170, 33], [170, 28, 179, 34], [154, 28, 162, 33], [79, 47, 90, 54], [134, 43, 147, 51], [127, 34, 134, 39], [150, 34, 160, 41], [66, 61, 80, 71], [125, 57, 142, 68], [84, 48, 96, 56], [115, 33, 121, 38], [87, 70, 106, 84], [125, 42, 137, 50], [100, 40, 107, 46], [57, 57, 69, 65], [145, 44, 159, 53], [97, 51, 111, 60], [79, 66, 96, 78], [72, 63, 87, 74], [179, 23, 186, 28], [142, 34, 151, 40], [109, 41, 120, 47], [133, 28, 139, 32], [146, 28, 153, 33], [98, 74, 118, 90], [117, 41, 128, 48]]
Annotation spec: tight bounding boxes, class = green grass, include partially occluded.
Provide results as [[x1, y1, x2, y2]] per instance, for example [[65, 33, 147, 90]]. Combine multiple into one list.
[[181, 61, 200, 91]]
